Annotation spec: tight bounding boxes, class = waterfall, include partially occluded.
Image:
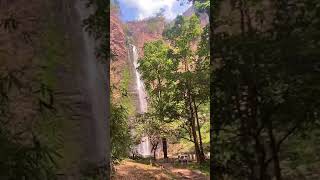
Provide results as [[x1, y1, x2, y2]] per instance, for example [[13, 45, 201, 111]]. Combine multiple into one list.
[[75, 0, 108, 168], [132, 45, 148, 113], [129, 44, 151, 157]]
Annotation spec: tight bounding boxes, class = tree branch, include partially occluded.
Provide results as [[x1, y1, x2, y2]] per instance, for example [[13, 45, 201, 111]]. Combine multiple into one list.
[[276, 125, 298, 150]]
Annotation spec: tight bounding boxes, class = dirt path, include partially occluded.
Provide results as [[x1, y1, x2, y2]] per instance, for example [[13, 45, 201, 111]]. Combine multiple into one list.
[[112, 160, 209, 180]]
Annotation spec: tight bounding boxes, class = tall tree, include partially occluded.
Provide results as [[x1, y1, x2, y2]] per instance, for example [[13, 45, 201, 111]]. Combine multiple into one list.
[[163, 14, 206, 163], [138, 40, 179, 160], [211, 0, 320, 179]]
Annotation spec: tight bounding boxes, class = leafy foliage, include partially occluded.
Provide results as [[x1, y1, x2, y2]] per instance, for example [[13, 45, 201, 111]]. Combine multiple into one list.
[[195, 0, 210, 13], [110, 104, 132, 162], [211, 0, 320, 179], [83, 0, 110, 61], [0, 68, 60, 180], [138, 40, 180, 120], [136, 13, 210, 163], [0, 131, 59, 180]]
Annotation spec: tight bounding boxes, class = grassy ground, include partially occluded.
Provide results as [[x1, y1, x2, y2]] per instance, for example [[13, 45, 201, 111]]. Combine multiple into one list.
[[113, 159, 178, 179], [113, 159, 210, 179], [131, 157, 210, 175], [171, 160, 210, 176]]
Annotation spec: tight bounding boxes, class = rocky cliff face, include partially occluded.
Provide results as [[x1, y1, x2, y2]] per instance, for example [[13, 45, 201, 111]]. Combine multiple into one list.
[[183, 5, 209, 27], [0, 0, 43, 138], [124, 5, 208, 58], [126, 17, 166, 57], [0, 0, 109, 178], [110, 7, 128, 101]]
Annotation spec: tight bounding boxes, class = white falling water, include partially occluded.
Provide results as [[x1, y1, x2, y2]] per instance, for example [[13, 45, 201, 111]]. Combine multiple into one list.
[[75, 0, 108, 167], [132, 45, 148, 113], [130, 44, 151, 157]]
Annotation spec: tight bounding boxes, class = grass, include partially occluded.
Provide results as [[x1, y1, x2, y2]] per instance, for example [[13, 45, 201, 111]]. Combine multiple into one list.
[[132, 156, 210, 175], [114, 159, 180, 179], [131, 157, 152, 165], [188, 161, 210, 176], [124, 158, 210, 178], [172, 160, 210, 176]]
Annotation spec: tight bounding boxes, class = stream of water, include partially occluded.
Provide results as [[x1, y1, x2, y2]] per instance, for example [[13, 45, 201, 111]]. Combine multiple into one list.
[[75, 0, 108, 167], [130, 44, 151, 157], [132, 45, 148, 113]]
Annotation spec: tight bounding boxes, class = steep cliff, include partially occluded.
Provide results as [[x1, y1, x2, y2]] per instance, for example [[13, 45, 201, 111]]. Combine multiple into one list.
[[183, 5, 209, 27], [0, 0, 109, 179], [125, 5, 208, 58], [110, 6, 128, 101], [126, 17, 166, 57]]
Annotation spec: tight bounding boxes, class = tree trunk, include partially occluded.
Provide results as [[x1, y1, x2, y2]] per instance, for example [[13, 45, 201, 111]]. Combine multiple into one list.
[[152, 143, 158, 161], [268, 123, 282, 180], [191, 119, 201, 163], [193, 97, 205, 162], [254, 135, 267, 180], [162, 138, 168, 160], [188, 91, 202, 163], [183, 57, 202, 164]]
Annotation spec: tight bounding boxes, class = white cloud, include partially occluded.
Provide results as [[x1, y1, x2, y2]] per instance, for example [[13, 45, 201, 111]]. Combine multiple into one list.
[[120, 0, 191, 20]]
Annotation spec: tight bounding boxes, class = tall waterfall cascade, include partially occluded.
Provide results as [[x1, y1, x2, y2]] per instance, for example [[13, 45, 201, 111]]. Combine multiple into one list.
[[132, 45, 148, 113], [129, 44, 151, 157], [74, 0, 109, 164]]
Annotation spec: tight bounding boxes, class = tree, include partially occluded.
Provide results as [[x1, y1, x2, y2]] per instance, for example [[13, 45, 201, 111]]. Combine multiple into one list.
[[163, 14, 207, 163], [137, 8, 210, 165], [134, 113, 164, 160], [194, 0, 210, 14], [138, 40, 179, 159], [110, 104, 132, 162], [211, 0, 320, 179]]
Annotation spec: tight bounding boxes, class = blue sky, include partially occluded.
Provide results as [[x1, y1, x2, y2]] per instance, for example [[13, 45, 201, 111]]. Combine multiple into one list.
[[116, 0, 192, 22]]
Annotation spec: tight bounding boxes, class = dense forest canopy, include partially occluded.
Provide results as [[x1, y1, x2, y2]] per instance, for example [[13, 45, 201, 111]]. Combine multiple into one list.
[[134, 12, 210, 165], [211, 0, 320, 179]]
